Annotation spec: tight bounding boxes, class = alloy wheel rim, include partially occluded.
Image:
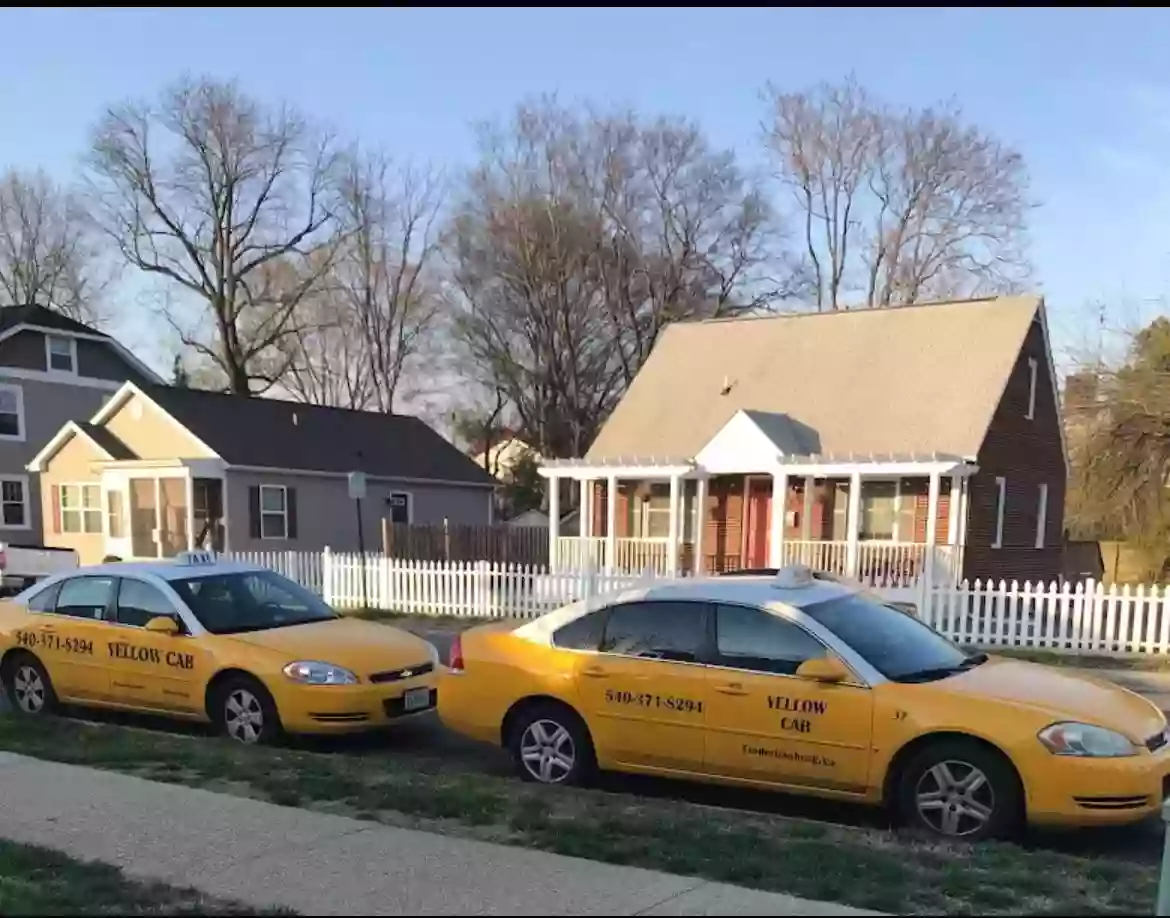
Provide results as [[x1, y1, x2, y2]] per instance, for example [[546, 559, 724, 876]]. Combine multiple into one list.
[[12, 666, 45, 714], [519, 719, 576, 783], [224, 689, 264, 743], [914, 759, 996, 837]]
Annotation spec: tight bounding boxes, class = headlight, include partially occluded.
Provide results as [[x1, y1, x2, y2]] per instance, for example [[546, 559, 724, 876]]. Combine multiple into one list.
[[282, 660, 358, 686], [1038, 722, 1138, 758]]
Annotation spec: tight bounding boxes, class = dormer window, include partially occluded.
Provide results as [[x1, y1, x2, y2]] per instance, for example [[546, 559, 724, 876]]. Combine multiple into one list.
[[47, 335, 77, 374]]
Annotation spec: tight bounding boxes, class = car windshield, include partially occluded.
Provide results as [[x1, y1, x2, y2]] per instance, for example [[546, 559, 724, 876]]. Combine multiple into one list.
[[801, 591, 982, 682], [169, 569, 338, 635]]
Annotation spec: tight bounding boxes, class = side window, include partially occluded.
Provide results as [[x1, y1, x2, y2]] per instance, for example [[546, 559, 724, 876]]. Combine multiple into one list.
[[116, 579, 181, 628], [25, 581, 61, 613], [54, 577, 116, 620], [553, 609, 607, 651], [600, 601, 709, 663], [715, 604, 827, 676]]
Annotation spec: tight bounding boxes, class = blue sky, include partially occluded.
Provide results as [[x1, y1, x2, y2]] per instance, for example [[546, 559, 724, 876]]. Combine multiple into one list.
[[2, 7, 1169, 370]]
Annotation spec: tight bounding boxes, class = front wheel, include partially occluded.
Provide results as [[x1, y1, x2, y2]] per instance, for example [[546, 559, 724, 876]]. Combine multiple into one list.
[[2, 653, 58, 717], [509, 702, 595, 786], [211, 676, 282, 745], [897, 739, 1022, 841]]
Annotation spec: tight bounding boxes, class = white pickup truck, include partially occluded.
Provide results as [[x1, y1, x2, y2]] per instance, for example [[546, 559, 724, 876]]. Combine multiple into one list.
[[0, 543, 79, 595]]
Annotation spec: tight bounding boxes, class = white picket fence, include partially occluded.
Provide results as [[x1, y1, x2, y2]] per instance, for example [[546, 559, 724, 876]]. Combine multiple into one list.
[[223, 549, 1170, 657]]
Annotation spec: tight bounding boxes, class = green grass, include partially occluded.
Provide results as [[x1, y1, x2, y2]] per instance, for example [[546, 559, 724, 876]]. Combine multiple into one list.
[[0, 837, 295, 915], [0, 714, 1157, 916]]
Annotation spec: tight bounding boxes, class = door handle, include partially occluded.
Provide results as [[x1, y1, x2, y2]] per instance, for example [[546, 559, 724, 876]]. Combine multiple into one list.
[[580, 665, 609, 679], [714, 682, 748, 696]]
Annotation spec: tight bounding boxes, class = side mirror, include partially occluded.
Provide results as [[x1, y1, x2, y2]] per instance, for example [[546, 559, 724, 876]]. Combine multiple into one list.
[[796, 656, 850, 683], [145, 616, 180, 636]]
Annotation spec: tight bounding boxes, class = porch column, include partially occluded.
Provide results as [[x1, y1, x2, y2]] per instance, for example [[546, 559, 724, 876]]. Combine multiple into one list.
[[768, 471, 788, 568], [579, 478, 591, 539], [845, 472, 862, 578], [667, 473, 681, 577], [185, 475, 195, 551], [925, 470, 941, 587], [693, 477, 707, 575], [548, 475, 561, 572], [802, 477, 815, 539], [606, 475, 618, 574], [945, 476, 961, 585]]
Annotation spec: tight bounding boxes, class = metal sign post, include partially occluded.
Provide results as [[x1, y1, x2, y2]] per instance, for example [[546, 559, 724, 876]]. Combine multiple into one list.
[[348, 471, 369, 611]]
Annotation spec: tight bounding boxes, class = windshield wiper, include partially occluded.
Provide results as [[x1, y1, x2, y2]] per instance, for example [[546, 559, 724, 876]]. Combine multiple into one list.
[[895, 655, 986, 683]]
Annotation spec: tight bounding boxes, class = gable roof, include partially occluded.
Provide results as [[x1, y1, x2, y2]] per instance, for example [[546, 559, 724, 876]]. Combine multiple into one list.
[[76, 421, 137, 460], [134, 385, 495, 486], [586, 295, 1046, 463]]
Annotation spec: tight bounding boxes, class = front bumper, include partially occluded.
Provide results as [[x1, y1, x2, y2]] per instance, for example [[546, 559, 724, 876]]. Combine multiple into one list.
[[1027, 746, 1170, 827], [277, 673, 439, 734]]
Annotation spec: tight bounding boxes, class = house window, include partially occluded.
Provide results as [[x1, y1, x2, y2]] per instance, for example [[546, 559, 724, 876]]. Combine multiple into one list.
[[107, 489, 124, 539], [0, 477, 29, 529], [992, 477, 1006, 549], [260, 485, 289, 540], [46, 335, 77, 373], [635, 483, 695, 540], [0, 384, 24, 441], [1035, 483, 1048, 549], [59, 484, 103, 533], [386, 492, 412, 524], [1025, 357, 1038, 420], [859, 481, 897, 540]]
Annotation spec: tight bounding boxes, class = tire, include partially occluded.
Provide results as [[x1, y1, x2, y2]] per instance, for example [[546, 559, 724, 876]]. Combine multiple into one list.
[[2, 652, 58, 717], [211, 675, 283, 746], [508, 701, 595, 786], [896, 738, 1022, 841]]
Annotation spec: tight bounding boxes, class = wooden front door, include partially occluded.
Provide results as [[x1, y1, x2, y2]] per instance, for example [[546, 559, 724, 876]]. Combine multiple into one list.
[[743, 477, 772, 569]]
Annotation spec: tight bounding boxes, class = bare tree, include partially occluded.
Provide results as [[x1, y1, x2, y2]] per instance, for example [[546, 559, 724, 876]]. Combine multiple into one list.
[[0, 169, 109, 323], [763, 74, 1033, 310], [447, 97, 780, 458], [85, 76, 342, 394]]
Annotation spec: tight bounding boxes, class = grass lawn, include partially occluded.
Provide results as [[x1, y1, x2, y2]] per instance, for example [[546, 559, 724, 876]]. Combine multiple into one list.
[[0, 837, 294, 916], [0, 714, 1156, 917]]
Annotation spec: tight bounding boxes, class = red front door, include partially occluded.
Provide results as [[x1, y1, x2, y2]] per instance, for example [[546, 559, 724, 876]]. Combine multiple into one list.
[[744, 478, 771, 568]]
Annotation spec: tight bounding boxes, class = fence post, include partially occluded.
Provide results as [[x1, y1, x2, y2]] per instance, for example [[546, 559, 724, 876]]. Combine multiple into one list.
[[474, 560, 490, 618], [322, 546, 334, 607]]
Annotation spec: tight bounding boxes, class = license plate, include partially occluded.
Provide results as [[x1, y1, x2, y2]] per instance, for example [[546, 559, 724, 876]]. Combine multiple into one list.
[[403, 687, 431, 712]]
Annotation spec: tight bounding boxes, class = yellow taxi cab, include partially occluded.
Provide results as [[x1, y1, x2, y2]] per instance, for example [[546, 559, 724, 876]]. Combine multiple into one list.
[[439, 564, 1170, 840], [0, 551, 439, 744]]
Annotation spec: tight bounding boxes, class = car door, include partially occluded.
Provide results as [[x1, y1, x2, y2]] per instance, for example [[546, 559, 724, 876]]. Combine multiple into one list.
[[14, 575, 118, 702], [105, 577, 211, 714], [703, 602, 873, 795], [572, 599, 710, 773]]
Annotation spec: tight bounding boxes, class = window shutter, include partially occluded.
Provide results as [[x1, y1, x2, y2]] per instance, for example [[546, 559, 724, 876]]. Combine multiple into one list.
[[286, 488, 298, 539], [248, 486, 261, 539], [50, 485, 61, 535]]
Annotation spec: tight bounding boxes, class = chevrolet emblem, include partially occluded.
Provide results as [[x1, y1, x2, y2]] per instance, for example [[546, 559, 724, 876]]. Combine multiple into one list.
[[401, 669, 413, 678]]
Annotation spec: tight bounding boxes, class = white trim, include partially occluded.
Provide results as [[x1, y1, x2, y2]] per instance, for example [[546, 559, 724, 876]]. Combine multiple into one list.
[[223, 463, 495, 490], [540, 463, 696, 481], [0, 366, 122, 391], [1034, 302, 1070, 474], [775, 459, 977, 478], [26, 420, 118, 472], [0, 474, 32, 531], [0, 382, 25, 443], [1025, 356, 1038, 421], [0, 322, 163, 384], [45, 333, 78, 375], [992, 476, 1006, 549], [1035, 483, 1049, 550], [259, 484, 290, 541], [385, 490, 413, 525], [56, 481, 103, 535], [89, 381, 222, 459]]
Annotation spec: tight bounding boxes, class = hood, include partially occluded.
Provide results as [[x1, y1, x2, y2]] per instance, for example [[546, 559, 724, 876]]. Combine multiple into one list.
[[940, 657, 1165, 743], [226, 617, 435, 678]]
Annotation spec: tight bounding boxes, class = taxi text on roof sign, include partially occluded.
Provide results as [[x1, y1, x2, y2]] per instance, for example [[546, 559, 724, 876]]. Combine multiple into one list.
[[175, 550, 217, 566]]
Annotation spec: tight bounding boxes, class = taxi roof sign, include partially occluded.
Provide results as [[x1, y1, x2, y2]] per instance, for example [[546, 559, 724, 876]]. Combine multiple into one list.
[[175, 550, 217, 566], [772, 563, 815, 589]]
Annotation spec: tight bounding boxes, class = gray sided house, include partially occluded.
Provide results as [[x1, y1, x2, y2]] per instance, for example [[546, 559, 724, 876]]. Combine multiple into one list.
[[27, 382, 495, 565], [0, 304, 160, 545]]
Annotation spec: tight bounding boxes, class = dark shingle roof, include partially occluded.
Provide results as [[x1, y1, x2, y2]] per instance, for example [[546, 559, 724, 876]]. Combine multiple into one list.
[[0, 304, 108, 338], [142, 385, 495, 486], [76, 422, 137, 460]]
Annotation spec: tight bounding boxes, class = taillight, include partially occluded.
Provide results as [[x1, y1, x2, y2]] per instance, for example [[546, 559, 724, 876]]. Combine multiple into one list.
[[0, 549, 6, 571], [449, 634, 464, 672]]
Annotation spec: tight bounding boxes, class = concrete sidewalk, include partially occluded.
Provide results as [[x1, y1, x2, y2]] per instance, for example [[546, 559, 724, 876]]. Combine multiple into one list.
[[0, 753, 882, 916]]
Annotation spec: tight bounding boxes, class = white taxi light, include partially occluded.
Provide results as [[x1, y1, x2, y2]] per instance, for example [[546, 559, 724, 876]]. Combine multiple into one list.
[[772, 564, 815, 589], [175, 550, 217, 567], [282, 660, 358, 686]]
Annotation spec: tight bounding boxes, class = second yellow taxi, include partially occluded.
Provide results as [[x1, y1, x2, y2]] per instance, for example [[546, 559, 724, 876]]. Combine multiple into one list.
[[439, 565, 1170, 840], [0, 552, 439, 743]]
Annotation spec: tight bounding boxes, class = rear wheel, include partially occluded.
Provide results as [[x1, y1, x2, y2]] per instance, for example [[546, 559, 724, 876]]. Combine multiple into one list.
[[896, 738, 1022, 841], [2, 653, 58, 717], [508, 701, 595, 786], [211, 675, 282, 745]]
